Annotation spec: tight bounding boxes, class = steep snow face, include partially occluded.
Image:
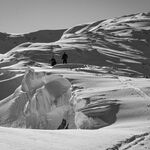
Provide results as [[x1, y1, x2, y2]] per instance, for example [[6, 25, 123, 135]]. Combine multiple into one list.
[[56, 12, 150, 76], [0, 68, 75, 129]]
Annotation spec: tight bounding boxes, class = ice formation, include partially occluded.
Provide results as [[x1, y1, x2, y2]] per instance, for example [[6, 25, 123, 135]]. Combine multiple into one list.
[[22, 68, 75, 129], [0, 67, 76, 129]]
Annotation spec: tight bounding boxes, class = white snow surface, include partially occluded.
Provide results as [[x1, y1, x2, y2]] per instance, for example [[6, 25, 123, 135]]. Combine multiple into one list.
[[0, 66, 150, 149]]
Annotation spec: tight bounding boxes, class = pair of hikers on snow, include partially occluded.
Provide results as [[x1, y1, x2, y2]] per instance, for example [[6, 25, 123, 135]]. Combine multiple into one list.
[[50, 52, 68, 66]]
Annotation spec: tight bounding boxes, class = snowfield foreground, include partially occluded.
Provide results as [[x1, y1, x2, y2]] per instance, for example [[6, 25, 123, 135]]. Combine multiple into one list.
[[0, 12, 150, 150], [0, 65, 150, 150]]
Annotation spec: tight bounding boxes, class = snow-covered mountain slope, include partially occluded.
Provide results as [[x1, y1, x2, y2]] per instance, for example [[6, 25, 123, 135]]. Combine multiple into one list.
[[0, 29, 66, 54], [1, 12, 150, 76], [57, 12, 150, 76]]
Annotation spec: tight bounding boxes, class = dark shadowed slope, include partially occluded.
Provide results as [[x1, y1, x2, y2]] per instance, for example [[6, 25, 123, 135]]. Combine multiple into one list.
[[0, 29, 66, 54]]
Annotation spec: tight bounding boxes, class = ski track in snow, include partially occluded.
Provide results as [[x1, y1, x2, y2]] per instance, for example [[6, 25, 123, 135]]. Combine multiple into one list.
[[118, 76, 150, 102], [107, 76, 150, 150], [107, 132, 150, 150]]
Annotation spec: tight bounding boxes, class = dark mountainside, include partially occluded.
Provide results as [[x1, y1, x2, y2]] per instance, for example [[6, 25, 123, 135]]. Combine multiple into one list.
[[0, 29, 66, 54]]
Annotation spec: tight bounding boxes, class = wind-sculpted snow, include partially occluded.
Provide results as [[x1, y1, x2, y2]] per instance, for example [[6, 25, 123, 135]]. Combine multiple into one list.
[[0, 12, 150, 76]]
